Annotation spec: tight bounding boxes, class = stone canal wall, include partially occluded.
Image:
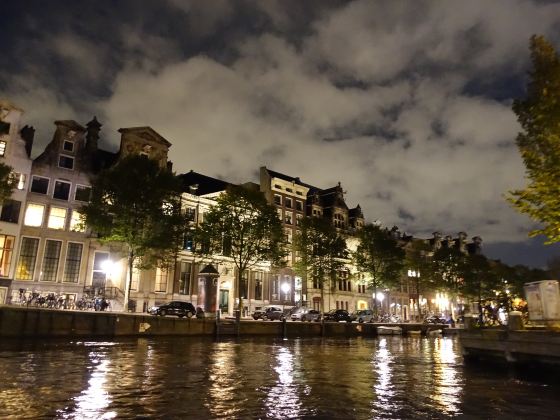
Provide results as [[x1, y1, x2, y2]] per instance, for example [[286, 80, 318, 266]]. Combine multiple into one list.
[[0, 306, 447, 338]]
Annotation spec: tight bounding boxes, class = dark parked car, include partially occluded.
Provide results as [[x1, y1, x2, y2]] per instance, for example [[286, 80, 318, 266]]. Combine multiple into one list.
[[323, 309, 353, 323], [301, 309, 322, 322], [149, 301, 196, 318], [261, 306, 286, 321], [252, 308, 265, 320]]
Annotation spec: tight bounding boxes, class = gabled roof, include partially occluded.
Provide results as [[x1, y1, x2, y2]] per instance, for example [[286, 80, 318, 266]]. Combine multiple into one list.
[[54, 120, 86, 132], [118, 126, 172, 147], [179, 170, 231, 195], [265, 168, 307, 186]]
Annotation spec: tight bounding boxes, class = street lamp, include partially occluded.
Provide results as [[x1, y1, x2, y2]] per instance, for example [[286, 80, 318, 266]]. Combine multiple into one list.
[[281, 282, 291, 317]]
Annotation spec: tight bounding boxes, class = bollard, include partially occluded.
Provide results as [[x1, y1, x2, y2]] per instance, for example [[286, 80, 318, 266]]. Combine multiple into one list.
[[508, 311, 524, 331]]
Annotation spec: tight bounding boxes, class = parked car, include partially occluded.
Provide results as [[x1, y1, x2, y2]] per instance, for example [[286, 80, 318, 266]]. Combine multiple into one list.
[[149, 301, 196, 318], [323, 309, 353, 323], [301, 309, 322, 322], [354, 309, 374, 323], [262, 306, 286, 321], [252, 308, 265, 320], [290, 307, 309, 321]]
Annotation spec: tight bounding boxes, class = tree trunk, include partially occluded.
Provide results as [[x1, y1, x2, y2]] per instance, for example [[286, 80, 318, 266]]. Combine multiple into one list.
[[124, 249, 134, 312], [373, 280, 378, 318]]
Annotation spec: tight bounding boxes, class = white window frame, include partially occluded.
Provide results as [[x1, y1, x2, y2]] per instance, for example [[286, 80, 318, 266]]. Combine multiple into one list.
[[24, 203, 45, 227], [40, 239, 63, 282], [30, 175, 50, 195], [15, 236, 41, 281], [62, 241, 84, 283], [47, 206, 67, 230], [58, 154, 75, 170], [53, 179, 72, 201], [74, 184, 92, 202]]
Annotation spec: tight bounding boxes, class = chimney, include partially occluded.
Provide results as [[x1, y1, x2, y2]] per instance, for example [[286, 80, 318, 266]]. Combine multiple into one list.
[[20, 125, 35, 157], [86, 116, 102, 152]]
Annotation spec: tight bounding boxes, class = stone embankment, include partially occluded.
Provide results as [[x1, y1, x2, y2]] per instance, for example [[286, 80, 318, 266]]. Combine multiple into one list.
[[0, 306, 448, 338], [459, 312, 560, 367]]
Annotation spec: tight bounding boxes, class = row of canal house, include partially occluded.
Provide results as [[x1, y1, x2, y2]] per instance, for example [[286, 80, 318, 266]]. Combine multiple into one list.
[[0, 100, 482, 318]]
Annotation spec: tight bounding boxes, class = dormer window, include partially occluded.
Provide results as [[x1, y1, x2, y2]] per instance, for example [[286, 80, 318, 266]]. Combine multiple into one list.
[[0, 121, 10, 135], [63, 140, 74, 152]]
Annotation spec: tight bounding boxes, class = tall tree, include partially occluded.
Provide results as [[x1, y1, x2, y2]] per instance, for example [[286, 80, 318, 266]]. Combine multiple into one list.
[[431, 246, 467, 297], [293, 217, 348, 313], [353, 224, 405, 316], [193, 185, 285, 320], [0, 162, 14, 204], [508, 35, 560, 243], [81, 154, 184, 309], [462, 254, 499, 323], [405, 239, 437, 319]]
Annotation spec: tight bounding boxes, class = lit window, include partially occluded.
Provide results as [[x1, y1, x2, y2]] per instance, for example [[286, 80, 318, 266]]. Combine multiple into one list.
[[24, 203, 45, 227], [130, 267, 140, 291], [155, 267, 168, 292], [30, 176, 49, 194], [296, 214, 303, 226], [74, 185, 91, 202], [63, 140, 74, 152], [69, 210, 85, 232], [0, 234, 15, 277], [53, 180, 71, 200], [285, 212, 293, 225], [16, 237, 39, 280], [0, 141, 6, 156], [48, 207, 67, 230], [58, 155, 74, 170], [16, 173, 25, 190]]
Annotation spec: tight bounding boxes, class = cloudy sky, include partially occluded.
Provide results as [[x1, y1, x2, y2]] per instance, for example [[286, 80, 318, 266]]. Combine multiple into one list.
[[1, 0, 560, 268]]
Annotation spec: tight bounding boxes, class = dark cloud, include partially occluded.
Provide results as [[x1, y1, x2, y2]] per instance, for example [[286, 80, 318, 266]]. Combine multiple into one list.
[[2, 0, 560, 267]]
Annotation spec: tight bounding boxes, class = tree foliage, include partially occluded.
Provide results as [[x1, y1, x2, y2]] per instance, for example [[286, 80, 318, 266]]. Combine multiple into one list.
[[193, 185, 285, 312], [81, 154, 184, 307], [353, 224, 405, 314], [508, 35, 560, 243], [0, 162, 14, 204], [431, 246, 467, 296], [405, 239, 437, 316], [293, 217, 348, 312]]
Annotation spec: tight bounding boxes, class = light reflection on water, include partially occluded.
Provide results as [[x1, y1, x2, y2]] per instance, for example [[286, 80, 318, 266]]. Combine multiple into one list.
[[0, 336, 559, 419]]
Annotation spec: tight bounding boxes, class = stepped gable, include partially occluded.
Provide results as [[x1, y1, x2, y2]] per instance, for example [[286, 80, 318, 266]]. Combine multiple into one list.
[[178, 170, 231, 196], [348, 204, 363, 219]]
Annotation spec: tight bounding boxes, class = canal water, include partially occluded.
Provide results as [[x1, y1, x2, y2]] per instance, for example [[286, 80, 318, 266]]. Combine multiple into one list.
[[0, 336, 559, 419]]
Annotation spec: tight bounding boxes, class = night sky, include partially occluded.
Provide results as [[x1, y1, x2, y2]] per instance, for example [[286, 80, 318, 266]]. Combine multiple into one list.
[[2, 0, 560, 268]]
